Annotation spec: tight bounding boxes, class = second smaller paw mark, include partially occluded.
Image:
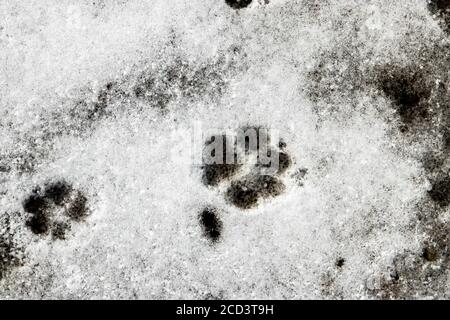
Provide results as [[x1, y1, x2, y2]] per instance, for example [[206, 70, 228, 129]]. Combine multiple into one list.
[[23, 179, 89, 240]]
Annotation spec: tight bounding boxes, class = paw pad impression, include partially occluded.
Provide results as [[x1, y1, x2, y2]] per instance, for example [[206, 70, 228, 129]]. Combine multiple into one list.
[[201, 126, 292, 209], [23, 180, 88, 240]]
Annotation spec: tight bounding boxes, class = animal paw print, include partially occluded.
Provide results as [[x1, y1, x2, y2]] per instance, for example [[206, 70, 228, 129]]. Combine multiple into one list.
[[22, 180, 88, 240], [201, 126, 292, 210], [198, 126, 294, 243]]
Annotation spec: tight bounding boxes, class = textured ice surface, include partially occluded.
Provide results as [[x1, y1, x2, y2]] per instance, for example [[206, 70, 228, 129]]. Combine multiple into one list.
[[0, 0, 449, 299]]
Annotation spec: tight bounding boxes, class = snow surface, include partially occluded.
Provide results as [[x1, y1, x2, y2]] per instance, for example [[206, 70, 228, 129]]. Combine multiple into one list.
[[0, 0, 448, 299]]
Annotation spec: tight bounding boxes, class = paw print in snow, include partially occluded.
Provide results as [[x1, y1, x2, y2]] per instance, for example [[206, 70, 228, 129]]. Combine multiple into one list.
[[23, 180, 89, 240], [201, 126, 293, 209]]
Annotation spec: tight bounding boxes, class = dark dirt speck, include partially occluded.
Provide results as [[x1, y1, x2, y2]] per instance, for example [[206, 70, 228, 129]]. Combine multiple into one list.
[[199, 207, 223, 243], [428, 174, 450, 208], [225, 0, 252, 10], [422, 247, 439, 262], [336, 258, 345, 268]]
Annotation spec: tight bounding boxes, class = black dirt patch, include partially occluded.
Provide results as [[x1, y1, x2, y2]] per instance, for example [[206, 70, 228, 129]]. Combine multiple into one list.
[[336, 258, 345, 268], [428, 174, 450, 208], [225, 0, 252, 10], [422, 247, 438, 262], [199, 207, 223, 243], [428, 0, 450, 33], [430, 0, 450, 10], [376, 66, 432, 125]]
